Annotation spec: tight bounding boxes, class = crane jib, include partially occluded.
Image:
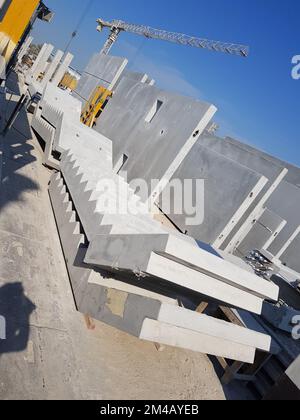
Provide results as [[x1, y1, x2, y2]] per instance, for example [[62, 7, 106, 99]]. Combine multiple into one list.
[[97, 17, 249, 58]]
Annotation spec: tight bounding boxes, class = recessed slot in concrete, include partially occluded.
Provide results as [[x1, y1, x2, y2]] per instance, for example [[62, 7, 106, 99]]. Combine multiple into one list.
[[115, 154, 129, 174], [145, 100, 163, 123]]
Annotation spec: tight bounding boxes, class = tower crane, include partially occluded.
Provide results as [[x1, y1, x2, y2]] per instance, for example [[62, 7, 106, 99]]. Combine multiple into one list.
[[97, 18, 249, 58], [81, 18, 249, 128]]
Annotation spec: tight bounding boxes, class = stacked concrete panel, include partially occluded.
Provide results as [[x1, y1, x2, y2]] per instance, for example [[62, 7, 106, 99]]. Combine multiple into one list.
[[85, 232, 278, 315], [49, 161, 277, 363], [72, 53, 128, 106], [94, 74, 300, 275], [157, 140, 269, 243], [31, 105, 58, 169], [17, 36, 33, 64], [41, 49, 64, 87], [30, 81, 82, 167], [133, 129, 300, 276], [202, 136, 300, 274], [51, 52, 74, 87], [29, 47, 300, 366], [42, 73, 282, 362], [25, 44, 74, 95], [96, 77, 217, 203], [27, 43, 54, 84], [29, 80, 114, 170], [113, 70, 155, 90], [40, 82, 82, 119]]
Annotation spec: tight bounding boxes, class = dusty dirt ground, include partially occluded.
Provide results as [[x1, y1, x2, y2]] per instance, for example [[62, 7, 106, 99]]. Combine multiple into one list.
[[0, 83, 225, 400]]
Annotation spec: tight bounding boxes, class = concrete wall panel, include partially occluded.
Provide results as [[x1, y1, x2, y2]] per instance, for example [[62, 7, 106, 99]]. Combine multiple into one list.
[[266, 181, 300, 256], [73, 53, 128, 105], [158, 142, 263, 243], [96, 77, 216, 202]]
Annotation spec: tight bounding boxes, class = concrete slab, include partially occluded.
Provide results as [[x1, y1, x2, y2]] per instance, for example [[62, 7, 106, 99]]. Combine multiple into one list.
[[51, 52, 73, 87], [113, 70, 154, 91], [140, 319, 256, 364], [266, 182, 300, 260], [280, 232, 300, 273], [237, 209, 286, 257], [157, 142, 266, 242], [96, 77, 217, 203], [194, 133, 286, 249], [40, 82, 82, 121], [53, 112, 112, 156], [17, 36, 33, 64], [41, 50, 64, 87], [29, 44, 54, 82], [73, 53, 128, 105], [225, 136, 300, 188], [157, 304, 271, 352], [31, 106, 59, 169], [85, 233, 279, 314], [50, 175, 271, 364]]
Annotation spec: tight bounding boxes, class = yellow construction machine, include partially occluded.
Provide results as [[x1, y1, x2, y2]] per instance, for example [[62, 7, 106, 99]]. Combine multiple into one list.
[[80, 85, 112, 128]]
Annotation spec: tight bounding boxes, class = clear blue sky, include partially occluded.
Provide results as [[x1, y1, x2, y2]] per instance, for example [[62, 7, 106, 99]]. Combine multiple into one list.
[[32, 0, 300, 166]]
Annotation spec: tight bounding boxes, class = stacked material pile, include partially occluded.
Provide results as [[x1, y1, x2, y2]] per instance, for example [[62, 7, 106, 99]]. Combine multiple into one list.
[[25, 43, 74, 93], [26, 52, 300, 367], [48, 133, 278, 364], [32, 70, 279, 363]]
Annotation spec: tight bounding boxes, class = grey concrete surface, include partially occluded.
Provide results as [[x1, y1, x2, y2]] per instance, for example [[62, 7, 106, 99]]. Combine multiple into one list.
[[266, 181, 300, 259], [0, 89, 225, 400], [30, 44, 54, 82], [225, 136, 300, 188], [113, 70, 154, 91], [49, 173, 272, 364], [73, 53, 127, 105], [41, 50, 64, 87], [96, 77, 216, 202], [158, 142, 263, 242], [280, 232, 300, 274], [237, 209, 285, 256], [17, 36, 33, 64], [197, 133, 286, 248], [51, 52, 74, 87]]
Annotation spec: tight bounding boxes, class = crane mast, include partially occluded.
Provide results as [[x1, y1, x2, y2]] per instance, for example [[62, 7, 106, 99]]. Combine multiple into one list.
[[97, 18, 249, 58]]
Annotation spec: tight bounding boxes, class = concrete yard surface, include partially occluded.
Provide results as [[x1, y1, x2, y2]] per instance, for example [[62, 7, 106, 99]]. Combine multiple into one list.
[[0, 92, 225, 400]]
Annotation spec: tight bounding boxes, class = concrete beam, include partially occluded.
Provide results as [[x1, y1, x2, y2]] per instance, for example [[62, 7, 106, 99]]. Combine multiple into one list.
[[73, 53, 128, 105], [41, 50, 64, 87], [51, 52, 73, 87], [30, 44, 54, 82], [17, 36, 33, 64], [85, 233, 279, 314], [49, 172, 272, 363], [96, 77, 217, 203]]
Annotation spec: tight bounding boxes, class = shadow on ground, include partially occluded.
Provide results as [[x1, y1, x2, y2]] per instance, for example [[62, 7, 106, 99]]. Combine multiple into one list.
[[0, 72, 39, 212], [0, 282, 36, 354], [0, 73, 38, 355]]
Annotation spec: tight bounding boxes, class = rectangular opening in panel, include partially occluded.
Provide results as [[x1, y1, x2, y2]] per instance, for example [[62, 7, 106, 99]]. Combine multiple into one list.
[[145, 100, 163, 123], [115, 154, 129, 174]]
